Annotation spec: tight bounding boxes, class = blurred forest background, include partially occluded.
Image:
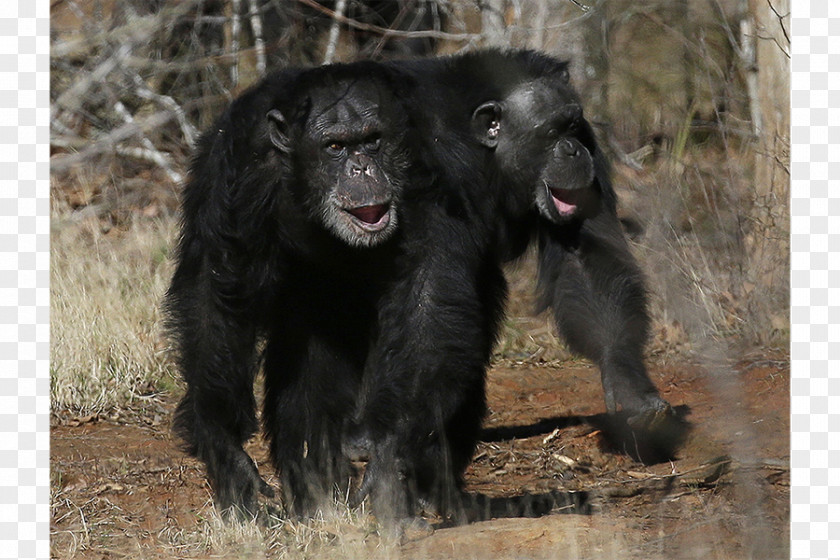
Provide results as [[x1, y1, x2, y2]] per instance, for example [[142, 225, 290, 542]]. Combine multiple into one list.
[[49, 0, 789, 412]]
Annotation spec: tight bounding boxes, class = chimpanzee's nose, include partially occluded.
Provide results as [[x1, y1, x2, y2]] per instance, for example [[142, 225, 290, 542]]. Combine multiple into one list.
[[350, 162, 368, 176], [556, 138, 580, 157]]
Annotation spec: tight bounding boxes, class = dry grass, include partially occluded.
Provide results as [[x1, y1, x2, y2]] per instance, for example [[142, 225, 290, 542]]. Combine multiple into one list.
[[52, 486, 403, 560], [630, 139, 788, 349], [50, 182, 179, 414], [171, 503, 404, 560]]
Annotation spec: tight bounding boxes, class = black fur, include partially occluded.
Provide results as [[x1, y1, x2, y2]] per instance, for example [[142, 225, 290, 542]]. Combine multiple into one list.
[[165, 59, 512, 521], [166, 49, 673, 526], [347, 49, 673, 523], [165, 62, 416, 517]]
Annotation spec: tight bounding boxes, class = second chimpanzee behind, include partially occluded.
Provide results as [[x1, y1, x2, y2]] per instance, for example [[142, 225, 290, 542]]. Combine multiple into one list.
[[346, 49, 675, 524]]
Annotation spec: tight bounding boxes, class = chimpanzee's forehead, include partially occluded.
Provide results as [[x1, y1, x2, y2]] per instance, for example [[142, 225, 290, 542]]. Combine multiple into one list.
[[506, 79, 577, 124], [306, 80, 393, 131], [311, 79, 391, 112]]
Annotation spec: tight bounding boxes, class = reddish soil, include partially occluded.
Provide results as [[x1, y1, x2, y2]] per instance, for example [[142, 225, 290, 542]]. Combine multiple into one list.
[[51, 354, 789, 559]]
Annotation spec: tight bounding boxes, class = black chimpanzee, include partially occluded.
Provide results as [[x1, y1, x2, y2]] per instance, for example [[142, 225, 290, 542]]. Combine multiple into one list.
[[167, 57, 516, 522], [473, 54, 670, 424], [344, 49, 675, 524], [165, 62, 415, 518]]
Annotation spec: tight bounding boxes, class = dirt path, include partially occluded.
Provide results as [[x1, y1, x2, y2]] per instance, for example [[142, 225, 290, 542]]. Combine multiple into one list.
[[51, 355, 789, 559]]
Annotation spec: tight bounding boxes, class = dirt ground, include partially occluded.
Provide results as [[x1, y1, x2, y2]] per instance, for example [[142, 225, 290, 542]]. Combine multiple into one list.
[[50, 350, 789, 560]]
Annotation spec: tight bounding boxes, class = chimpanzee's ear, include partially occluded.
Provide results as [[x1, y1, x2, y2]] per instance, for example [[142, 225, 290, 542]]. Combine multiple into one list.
[[266, 109, 291, 153], [557, 62, 571, 84], [471, 101, 502, 149]]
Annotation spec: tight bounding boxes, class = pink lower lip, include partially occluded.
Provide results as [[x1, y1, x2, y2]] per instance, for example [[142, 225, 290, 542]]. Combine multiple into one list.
[[346, 204, 390, 231], [551, 189, 578, 216], [348, 204, 389, 224], [553, 196, 577, 215]]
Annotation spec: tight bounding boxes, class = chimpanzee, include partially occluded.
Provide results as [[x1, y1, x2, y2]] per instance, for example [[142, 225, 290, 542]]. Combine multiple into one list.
[[164, 62, 416, 518], [166, 57, 519, 522], [344, 49, 674, 524], [472, 54, 670, 424]]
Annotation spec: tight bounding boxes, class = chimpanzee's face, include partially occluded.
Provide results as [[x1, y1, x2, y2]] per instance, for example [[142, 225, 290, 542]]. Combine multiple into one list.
[[268, 78, 409, 248], [473, 77, 599, 224]]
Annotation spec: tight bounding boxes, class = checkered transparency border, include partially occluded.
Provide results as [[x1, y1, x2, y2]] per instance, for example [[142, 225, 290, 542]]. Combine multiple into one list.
[[0, 1, 827, 559], [791, 3, 840, 560], [1, 1, 49, 559]]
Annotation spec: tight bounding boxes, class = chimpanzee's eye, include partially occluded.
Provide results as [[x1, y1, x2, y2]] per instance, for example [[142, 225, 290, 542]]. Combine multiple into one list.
[[325, 141, 344, 154]]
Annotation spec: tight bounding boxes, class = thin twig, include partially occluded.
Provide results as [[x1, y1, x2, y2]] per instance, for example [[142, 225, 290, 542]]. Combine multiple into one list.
[[566, 0, 590, 11], [767, 0, 790, 47], [759, 0, 790, 59], [323, 0, 347, 64], [618, 458, 732, 484], [370, 0, 411, 58]]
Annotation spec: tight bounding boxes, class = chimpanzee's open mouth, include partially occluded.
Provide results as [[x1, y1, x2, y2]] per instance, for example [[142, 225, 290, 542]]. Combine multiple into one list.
[[345, 203, 392, 232], [549, 187, 583, 217]]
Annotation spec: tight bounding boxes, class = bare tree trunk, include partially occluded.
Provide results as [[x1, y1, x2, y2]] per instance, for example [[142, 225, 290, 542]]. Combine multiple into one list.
[[228, 0, 241, 87], [748, 0, 789, 189], [247, 0, 266, 76], [481, 0, 508, 47], [740, 9, 761, 137], [743, 0, 790, 331]]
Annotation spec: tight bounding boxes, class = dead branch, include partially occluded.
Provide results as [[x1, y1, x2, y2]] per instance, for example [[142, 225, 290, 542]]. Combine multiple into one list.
[[113, 101, 183, 184], [113, 146, 183, 184], [295, 0, 478, 43], [127, 71, 198, 148], [52, 0, 202, 124], [51, 1, 199, 60], [369, 0, 412, 58], [53, 43, 133, 116], [50, 110, 180, 173]]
